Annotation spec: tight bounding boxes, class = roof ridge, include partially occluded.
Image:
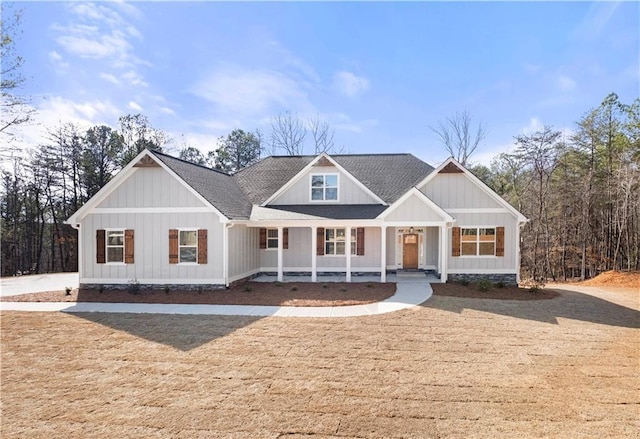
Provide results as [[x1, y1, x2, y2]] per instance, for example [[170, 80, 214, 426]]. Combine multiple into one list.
[[148, 149, 232, 177]]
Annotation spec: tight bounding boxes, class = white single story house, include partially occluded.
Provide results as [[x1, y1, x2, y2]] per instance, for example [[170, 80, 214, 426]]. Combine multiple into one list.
[[66, 149, 527, 288]]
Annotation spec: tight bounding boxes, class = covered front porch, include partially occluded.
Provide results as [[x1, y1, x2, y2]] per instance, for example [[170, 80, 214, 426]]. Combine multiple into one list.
[[253, 223, 450, 283]]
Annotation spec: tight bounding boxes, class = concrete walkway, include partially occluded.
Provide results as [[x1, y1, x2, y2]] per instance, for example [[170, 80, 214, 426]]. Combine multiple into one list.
[[0, 273, 79, 297], [0, 276, 432, 318]]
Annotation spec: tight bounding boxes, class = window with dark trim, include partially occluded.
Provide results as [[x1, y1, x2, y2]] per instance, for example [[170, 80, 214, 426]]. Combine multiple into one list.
[[460, 227, 496, 256]]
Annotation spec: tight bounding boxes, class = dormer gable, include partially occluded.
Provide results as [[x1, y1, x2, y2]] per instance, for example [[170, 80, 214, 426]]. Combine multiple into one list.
[[262, 153, 387, 206]]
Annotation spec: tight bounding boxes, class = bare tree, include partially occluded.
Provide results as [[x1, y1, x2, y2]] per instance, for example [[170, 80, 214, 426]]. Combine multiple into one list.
[[308, 114, 336, 154], [270, 111, 306, 155], [430, 110, 487, 165], [0, 4, 36, 152]]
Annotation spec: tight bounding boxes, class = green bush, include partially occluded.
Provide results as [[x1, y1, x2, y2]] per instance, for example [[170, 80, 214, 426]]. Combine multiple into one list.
[[459, 278, 470, 286], [290, 286, 298, 292], [322, 283, 329, 289], [243, 286, 252, 292], [274, 281, 283, 287], [496, 281, 505, 289], [477, 279, 492, 292], [366, 283, 374, 288], [164, 286, 170, 294]]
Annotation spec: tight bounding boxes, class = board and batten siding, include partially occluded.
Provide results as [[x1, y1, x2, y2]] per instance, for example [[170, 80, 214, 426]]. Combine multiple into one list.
[[384, 193, 445, 222], [420, 173, 502, 209], [425, 227, 439, 267], [82, 212, 224, 283], [96, 167, 204, 208], [270, 165, 379, 205], [447, 212, 518, 271], [227, 225, 260, 281]]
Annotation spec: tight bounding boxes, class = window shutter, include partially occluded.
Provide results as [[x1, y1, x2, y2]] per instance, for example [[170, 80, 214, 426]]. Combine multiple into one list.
[[356, 227, 365, 256], [197, 229, 208, 264], [496, 226, 505, 257], [283, 228, 289, 249], [316, 227, 325, 256], [259, 228, 267, 249], [169, 229, 178, 264], [96, 229, 106, 264], [452, 227, 461, 257], [124, 229, 134, 264]]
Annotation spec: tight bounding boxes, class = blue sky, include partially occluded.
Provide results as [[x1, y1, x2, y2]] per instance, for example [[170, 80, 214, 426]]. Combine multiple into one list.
[[13, 1, 640, 165]]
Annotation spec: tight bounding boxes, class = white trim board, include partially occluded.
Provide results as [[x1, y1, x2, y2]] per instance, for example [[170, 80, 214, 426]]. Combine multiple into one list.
[[92, 207, 214, 214], [80, 278, 226, 285]]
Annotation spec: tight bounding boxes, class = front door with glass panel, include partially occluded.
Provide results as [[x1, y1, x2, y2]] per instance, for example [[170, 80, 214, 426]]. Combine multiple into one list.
[[402, 234, 419, 269]]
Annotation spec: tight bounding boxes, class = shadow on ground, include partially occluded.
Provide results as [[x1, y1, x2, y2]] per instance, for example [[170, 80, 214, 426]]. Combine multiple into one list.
[[68, 312, 264, 351], [423, 288, 640, 328]]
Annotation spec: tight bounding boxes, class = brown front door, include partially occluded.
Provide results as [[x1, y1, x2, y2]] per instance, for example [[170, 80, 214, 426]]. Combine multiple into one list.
[[403, 234, 419, 269]]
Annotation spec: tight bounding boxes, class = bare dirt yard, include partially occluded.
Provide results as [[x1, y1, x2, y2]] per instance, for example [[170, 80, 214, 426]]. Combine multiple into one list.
[[1, 281, 396, 307], [1, 283, 638, 438]]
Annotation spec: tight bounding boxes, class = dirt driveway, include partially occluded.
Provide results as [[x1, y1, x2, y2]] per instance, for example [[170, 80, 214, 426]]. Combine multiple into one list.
[[1, 285, 638, 438]]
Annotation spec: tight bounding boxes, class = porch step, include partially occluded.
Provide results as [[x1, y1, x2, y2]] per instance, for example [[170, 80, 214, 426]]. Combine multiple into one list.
[[396, 271, 427, 278]]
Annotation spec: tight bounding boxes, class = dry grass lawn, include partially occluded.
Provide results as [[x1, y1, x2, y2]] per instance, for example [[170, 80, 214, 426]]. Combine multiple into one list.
[[1, 284, 638, 438]]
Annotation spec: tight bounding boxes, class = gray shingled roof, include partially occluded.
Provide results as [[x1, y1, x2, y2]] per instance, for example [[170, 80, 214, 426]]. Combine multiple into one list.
[[150, 151, 435, 220], [233, 156, 315, 205], [332, 154, 434, 204], [268, 204, 388, 220], [234, 153, 434, 205], [150, 150, 253, 220]]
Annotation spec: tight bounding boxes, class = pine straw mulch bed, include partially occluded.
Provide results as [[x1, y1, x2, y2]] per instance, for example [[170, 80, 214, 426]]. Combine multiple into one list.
[[432, 282, 560, 300], [0, 281, 396, 307]]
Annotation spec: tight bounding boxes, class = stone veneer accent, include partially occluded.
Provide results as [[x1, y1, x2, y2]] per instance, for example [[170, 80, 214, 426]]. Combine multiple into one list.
[[447, 273, 518, 285], [80, 283, 226, 291]]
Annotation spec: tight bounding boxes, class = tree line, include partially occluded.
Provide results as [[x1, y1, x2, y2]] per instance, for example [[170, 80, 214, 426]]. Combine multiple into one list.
[[470, 93, 639, 281]]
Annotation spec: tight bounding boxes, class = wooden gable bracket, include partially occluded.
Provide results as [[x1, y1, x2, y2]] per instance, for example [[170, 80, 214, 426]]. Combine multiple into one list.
[[438, 161, 463, 174], [134, 155, 160, 168], [313, 156, 333, 167]]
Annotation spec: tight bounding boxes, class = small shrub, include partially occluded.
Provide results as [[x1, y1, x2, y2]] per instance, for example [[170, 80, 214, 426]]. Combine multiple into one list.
[[496, 281, 505, 289], [164, 286, 170, 294], [322, 283, 328, 289], [197, 286, 204, 294], [477, 279, 492, 292], [290, 286, 298, 292], [127, 279, 140, 294], [340, 287, 347, 292], [98, 285, 105, 294], [529, 285, 540, 294], [275, 281, 283, 287], [243, 286, 252, 293], [65, 286, 72, 296], [459, 278, 470, 286], [366, 283, 374, 289]]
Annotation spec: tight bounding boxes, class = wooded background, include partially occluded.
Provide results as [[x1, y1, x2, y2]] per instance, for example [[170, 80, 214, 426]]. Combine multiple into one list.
[[1, 93, 638, 282]]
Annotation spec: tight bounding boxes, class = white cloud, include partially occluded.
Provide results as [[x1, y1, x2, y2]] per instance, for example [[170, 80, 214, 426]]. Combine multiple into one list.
[[49, 50, 69, 70], [522, 117, 543, 135], [333, 71, 370, 97], [100, 73, 120, 85], [192, 65, 309, 116], [160, 107, 176, 116], [556, 74, 577, 92], [122, 70, 148, 87], [128, 101, 143, 112], [8, 97, 122, 151]]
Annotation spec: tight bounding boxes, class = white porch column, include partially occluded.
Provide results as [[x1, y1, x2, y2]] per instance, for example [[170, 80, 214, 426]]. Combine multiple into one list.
[[311, 226, 317, 282], [277, 226, 284, 282], [345, 226, 352, 282], [380, 225, 387, 283], [440, 225, 448, 283]]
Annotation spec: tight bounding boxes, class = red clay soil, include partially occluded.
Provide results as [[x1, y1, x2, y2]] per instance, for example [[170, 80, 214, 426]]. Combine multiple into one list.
[[578, 270, 640, 289], [431, 282, 560, 300], [1, 281, 396, 307]]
